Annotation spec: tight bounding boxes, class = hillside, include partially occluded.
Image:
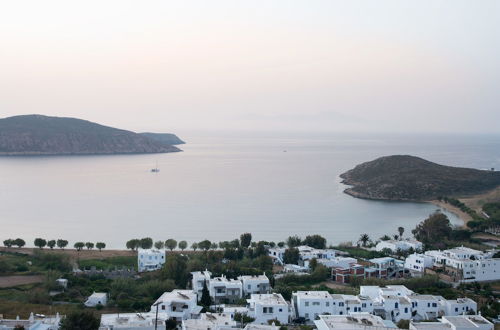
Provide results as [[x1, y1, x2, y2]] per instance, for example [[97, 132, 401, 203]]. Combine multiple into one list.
[[139, 132, 185, 145], [340, 155, 500, 201], [0, 115, 181, 155]]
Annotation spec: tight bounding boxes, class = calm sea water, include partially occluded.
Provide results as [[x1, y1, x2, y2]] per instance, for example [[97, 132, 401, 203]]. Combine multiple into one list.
[[1, 133, 499, 249]]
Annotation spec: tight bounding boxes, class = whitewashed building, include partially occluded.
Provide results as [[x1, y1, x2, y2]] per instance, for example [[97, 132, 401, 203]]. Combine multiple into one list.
[[85, 292, 108, 307], [191, 270, 212, 299], [238, 274, 270, 296], [138, 248, 166, 272], [100, 312, 169, 329], [314, 313, 397, 329], [0, 313, 62, 330], [209, 275, 243, 304], [247, 293, 292, 325], [410, 314, 493, 330], [405, 253, 435, 273], [151, 290, 202, 321], [425, 247, 500, 282], [376, 239, 423, 253], [438, 298, 477, 316], [292, 291, 335, 321], [182, 312, 237, 330]]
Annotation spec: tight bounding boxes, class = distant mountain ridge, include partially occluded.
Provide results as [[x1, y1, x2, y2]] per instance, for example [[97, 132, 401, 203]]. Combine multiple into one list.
[[340, 155, 500, 201], [0, 115, 182, 155]]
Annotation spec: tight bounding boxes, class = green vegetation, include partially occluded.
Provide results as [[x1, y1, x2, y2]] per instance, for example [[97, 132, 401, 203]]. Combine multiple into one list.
[[59, 310, 100, 330], [78, 256, 136, 270]]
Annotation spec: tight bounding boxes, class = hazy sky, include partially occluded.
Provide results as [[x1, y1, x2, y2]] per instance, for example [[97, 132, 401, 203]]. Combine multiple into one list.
[[1, 1, 499, 135]]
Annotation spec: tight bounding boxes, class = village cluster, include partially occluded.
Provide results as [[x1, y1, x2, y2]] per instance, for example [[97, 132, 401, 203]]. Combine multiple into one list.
[[4, 239, 497, 330]]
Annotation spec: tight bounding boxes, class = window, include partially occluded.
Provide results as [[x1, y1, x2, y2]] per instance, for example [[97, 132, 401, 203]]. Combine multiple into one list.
[[455, 308, 459, 312], [312, 302, 320, 306], [305, 302, 309, 306], [339, 302, 344, 307], [362, 303, 366, 308], [326, 302, 330, 306], [279, 309, 282, 312], [162, 305, 165, 310], [432, 303, 437, 307], [305, 313, 309, 319], [404, 308, 408, 313], [395, 303, 398, 309]]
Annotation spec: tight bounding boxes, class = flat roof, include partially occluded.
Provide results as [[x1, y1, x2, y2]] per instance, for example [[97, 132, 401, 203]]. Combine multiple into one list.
[[249, 293, 287, 305], [294, 291, 332, 299]]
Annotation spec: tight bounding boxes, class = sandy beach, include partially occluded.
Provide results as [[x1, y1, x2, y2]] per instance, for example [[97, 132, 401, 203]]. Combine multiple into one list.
[[429, 200, 472, 227]]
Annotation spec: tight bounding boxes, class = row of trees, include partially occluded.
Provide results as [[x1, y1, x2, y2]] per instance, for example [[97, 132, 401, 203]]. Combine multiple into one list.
[[3, 238, 106, 251], [33, 238, 105, 251]]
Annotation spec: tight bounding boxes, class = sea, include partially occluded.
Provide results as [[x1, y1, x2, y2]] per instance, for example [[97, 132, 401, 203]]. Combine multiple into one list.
[[1, 132, 499, 249]]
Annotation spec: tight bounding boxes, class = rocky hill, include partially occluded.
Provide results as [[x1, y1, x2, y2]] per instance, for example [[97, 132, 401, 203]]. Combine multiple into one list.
[[340, 155, 500, 201], [0, 115, 182, 155], [139, 132, 185, 145]]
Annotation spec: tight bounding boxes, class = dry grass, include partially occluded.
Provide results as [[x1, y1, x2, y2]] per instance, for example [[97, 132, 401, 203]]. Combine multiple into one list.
[[0, 275, 44, 288]]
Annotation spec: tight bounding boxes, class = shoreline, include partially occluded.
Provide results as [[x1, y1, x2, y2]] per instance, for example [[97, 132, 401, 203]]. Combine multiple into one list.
[[428, 200, 472, 227]]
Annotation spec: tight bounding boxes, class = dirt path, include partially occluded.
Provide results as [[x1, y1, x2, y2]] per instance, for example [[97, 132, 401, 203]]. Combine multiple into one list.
[[0, 275, 44, 288]]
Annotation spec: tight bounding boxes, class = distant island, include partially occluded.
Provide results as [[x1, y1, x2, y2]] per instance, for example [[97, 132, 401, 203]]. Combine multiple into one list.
[[139, 132, 185, 145], [340, 155, 500, 201], [0, 115, 183, 155]]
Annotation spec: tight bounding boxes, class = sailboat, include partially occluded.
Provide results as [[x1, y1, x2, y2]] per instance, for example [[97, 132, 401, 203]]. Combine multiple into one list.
[[151, 161, 160, 173]]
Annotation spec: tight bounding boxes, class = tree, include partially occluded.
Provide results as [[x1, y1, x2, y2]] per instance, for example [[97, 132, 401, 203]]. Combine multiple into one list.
[[303, 235, 327, 249], [3, 239, 13, 248], [309, 258, 318, 271], [154, 240, 164, 250], [358, 234, 370, 247], [85, 242, 94, 250], [200, 280, 212, 307], [286, 235, 302, 248], [126, 239, 140, 251], [412, 212, 452, 244], [283, 248, 300, 264], [165, 318, 177, 330], [96, 242, 106, 251], [277, 242, 285, 248], [165, 239, 178, 251], [47, 240, 56, 249], [240, 233, 252, 248], [59, 310, 100, 330], [34, 238, 47, 249], [14, 238, 25, 248], [198, 240, 211, 251], [161, 254, 188, 287], [210, 242, 218, 250], [56, 239, 68, 250], [191, 242, 198, 251], [398, 227, 405, 239], [379, 235, 391, 241], [178, 240, 187, 251], [139, 237, 153, 249], [74, 242, 85, 251]]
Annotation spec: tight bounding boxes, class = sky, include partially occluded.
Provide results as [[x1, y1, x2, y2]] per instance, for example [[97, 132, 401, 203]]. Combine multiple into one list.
[[0, 1, 499, 135]]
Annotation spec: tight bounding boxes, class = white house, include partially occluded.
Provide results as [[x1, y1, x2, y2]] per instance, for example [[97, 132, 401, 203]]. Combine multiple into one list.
[[410, 314, 493, 330], [238, 274, 270, 296], [316, 257, 358, 269], [407, 295, 440, 321], [247, 293, 292, 325], [425, 247, 500, 282], [209, 275, 243, 304], [314, 313, 397, 329], [100, 312, 169, 329], [138, 248, 166, 272], [191, 270, 212, 299], [376, 239, 423, 253], [404, 253, 435, 273], [438, 297, 477, 316], [267, 245, 337, 267], [292, 291, 335, 321], [84, 292, 108, 307], [0, 313, 62, 330], [182, 312, 237, 330], [360, 285, 414, 300], [151, 290, 202, 321]]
